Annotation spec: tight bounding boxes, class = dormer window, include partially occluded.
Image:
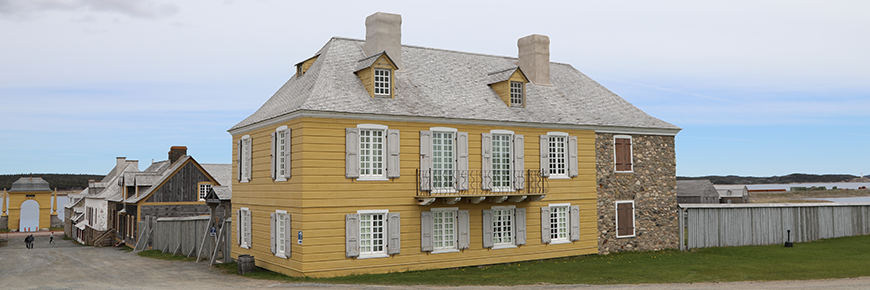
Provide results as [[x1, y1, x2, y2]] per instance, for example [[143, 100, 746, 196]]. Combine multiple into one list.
[[354, 52, 399, 98], [510, 81, 524, 107], [374, 68, 391, 96], [487, 67, 529, 108]]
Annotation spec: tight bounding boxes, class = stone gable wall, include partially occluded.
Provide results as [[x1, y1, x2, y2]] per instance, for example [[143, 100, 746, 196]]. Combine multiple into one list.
[[596, 133, 678, 254]]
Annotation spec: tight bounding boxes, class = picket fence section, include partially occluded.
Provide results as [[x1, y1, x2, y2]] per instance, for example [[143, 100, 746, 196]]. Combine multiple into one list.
[[679, 203, 870, 250]]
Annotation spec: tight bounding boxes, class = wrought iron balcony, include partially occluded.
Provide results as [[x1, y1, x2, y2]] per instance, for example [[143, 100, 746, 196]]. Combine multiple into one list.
[[415, 169, 548, 205]]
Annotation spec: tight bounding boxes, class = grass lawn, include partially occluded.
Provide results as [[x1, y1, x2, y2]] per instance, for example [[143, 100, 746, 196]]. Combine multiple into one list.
[[206, 234, 870, 286]]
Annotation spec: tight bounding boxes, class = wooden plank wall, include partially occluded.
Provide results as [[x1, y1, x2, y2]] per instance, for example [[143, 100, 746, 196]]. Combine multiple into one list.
[[682, 204, 870, 249], [231, 117, 599, 277], [147, 162, 212, 203]]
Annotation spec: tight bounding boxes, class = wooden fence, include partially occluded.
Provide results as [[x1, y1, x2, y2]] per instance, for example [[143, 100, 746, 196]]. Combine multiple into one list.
[[679, 203, 870, 250], [136, 215, 233, 263]]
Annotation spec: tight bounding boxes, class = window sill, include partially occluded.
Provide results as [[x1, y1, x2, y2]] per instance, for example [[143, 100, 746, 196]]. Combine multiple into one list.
[[241, 245, 250, 249], [275, 253, 288, 259], [275, 177, 287, 182], [548, 240, 571, 245], [357, 253, 389, 259], [432, 249, 460, 254], [615, 170, 634, 174], [357, 177, 390, 181], [491, 244, 518, 250], [616, 235, 636, 239], [547, 175, 569, 180], [240, 180, 249, 183]]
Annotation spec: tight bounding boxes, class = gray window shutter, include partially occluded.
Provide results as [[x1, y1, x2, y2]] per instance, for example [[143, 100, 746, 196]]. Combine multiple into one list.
[[420, 211, 434, 252], [540, 207, 551, 244], [481, 133, 493, 191], [237, 140, 243, 182], [236, 209, 241, 245], [284, 128, 292, 179], [284, 214, 292, 258], [386, 129, 401, 178], [513, 134, 525, 190], [270, 213, 276, 254], [419, 130, 432, 191], [570, 205, 580, 242], [456, 132, 469, 191], [345, 214, 360, 258], [482, 209, 493, 248], [244, 210, 252, 248], [345, 128, 360, 179], [245, 138, 252, 182], [387, 212, 401, 255], [539, 135, 549, 177], [515, 208, 526, 246], [457, 210, 470, 249], [569, 136, 578, 177], [271, 132, 276, 181]]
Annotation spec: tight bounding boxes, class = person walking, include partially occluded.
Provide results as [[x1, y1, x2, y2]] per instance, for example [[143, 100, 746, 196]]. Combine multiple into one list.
[[49, 232, 54, 244]]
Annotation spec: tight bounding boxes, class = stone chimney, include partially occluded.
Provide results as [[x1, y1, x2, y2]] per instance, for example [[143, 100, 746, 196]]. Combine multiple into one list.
[[363, 12, 402, 69], [116, 157, 127, 171], [168, 146, 188, 164], [517, 34, 551, 85]]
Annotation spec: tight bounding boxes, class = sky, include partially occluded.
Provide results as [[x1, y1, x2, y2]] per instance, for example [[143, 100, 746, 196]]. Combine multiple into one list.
[[1, 0, 868, 178]]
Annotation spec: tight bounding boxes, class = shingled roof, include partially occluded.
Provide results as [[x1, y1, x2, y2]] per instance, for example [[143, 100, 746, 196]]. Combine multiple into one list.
[[229, 37, 680, 135]]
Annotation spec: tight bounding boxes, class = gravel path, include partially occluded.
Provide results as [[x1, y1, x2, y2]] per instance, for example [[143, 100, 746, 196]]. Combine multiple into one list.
[[1, 232, 868, 289]]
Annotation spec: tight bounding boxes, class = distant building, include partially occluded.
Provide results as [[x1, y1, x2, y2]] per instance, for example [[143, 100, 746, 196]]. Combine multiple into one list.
[[713, 185, 749, 204], [676, 180, 719, 204]]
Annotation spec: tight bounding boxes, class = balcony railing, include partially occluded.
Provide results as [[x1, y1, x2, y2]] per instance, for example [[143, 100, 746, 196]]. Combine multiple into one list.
[[416, 169, 548, 197]]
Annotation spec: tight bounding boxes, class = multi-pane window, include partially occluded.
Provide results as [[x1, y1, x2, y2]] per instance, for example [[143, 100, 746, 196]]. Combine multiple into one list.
[[492, 208, 514, 246], [492, 134, 512, 189], [549, 206, 569, 242], [432, 131, 455, 190], [278, 130, 287, 177], [198, 183, 212, 201], [510, 81, 523, 107], [374, 68, 391, 96], [359, 213, 386, 255], [433, 210, 456, 250], [239, 208, 251, 249], [276, 212, 287, 255], [548, 135, 567, 176], [359, 129, 385, 177]]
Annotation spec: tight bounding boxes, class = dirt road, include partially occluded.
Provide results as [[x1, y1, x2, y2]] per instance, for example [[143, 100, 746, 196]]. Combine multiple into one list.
[[1, 232, 869, 289]]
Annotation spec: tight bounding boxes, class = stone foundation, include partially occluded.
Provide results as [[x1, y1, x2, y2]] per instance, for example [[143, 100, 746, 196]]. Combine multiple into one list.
[[596, 133, 678, 254]]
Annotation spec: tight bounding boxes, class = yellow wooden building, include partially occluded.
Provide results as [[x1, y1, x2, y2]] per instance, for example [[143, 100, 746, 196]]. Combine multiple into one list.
[[227, 12, 680, 277]]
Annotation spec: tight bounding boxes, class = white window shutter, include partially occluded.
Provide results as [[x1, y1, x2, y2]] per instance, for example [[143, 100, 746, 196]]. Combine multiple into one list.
[[481, 133, 493, 191], [270, 213, 276, 254], [456, 132, 469, 191], [236, 209, 241, 246], [387, 212, 401, 255], [482, 209, 493, 248], [513, 134, 525, 190], [457, 210, 470, 249], [570, 205, 580, 242], [420, 211, 434, 252], [569, 136, 578, 177], [245, 138, 252, 182], [345, 128, 360, 179], [540, 207, 551, 244], [284, 128, 292, 179], [271, 132, 276, 181], [539, 135, 549, 177], [515, 208, 526, 246], [386, 129, 401, 178], [244, 210, 252, 249], [237, 140, 243, 182], [284, 214, 292, 258], [419, 130, 432, 191], [345, 213, 360, 258]]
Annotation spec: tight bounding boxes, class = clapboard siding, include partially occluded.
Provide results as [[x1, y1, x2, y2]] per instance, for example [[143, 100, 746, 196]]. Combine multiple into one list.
[[232, 116, 599, 277], [146, 161, 212, 203], [681, 203, 870, 249]]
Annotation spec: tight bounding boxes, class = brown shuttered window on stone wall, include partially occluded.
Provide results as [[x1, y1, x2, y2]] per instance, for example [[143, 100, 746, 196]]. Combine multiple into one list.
[[614, 137, 632, 172], [616, 201, 635, 238]]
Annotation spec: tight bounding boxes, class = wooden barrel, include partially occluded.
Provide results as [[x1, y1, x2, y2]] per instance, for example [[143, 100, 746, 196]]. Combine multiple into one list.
[[238, 255, 255, 274]]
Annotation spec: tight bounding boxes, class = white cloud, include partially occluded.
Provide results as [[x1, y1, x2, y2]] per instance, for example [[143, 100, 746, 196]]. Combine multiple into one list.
[[0, 0, 179, 20]]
